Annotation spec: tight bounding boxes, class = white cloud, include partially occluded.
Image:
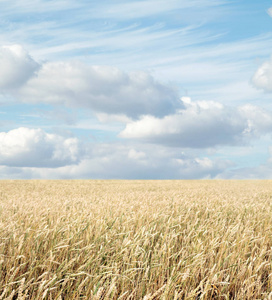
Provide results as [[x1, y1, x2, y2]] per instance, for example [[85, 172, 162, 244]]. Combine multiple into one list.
[[0, 127, 81, 167], [0, 45, 39, 90], [120, 100, 272, 148], [252, 59, 272, 92], [0, 47, 182, 118]]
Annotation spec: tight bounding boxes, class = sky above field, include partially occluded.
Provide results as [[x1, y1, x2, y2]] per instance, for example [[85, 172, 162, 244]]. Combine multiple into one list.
[[1, 0, 272, 179]]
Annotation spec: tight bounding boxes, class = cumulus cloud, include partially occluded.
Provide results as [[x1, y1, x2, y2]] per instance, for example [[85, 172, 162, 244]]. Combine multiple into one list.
[[0, 45, 182, 118], [120, 100, 272, 148], [20, 62, 181, 118], [252, 59, 272, 92], [0, 127, 81, 168], [0, 45, 40, 91]]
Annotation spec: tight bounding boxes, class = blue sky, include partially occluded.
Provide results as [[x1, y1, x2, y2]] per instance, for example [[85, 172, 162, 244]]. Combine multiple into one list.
[[1, 0, 272, 179]]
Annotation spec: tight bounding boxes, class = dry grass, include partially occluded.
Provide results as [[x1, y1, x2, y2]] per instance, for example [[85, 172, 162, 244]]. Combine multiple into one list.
[[1, 180, 272, 299]]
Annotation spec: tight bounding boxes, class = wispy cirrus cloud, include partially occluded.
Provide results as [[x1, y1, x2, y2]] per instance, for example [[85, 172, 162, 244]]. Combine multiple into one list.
[[0, 0, 228, 20], [0, 0, 229, 62]]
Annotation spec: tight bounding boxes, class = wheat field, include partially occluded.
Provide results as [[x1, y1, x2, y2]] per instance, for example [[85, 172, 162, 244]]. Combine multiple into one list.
[[1, 180, 272, 299]]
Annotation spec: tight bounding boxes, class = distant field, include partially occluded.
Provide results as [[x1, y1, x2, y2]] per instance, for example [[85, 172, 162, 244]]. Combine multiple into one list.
[[1, 180, 272, 299]]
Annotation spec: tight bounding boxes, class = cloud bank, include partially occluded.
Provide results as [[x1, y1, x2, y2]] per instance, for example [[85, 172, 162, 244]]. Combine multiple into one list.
[[0, 141, 231, 179]]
